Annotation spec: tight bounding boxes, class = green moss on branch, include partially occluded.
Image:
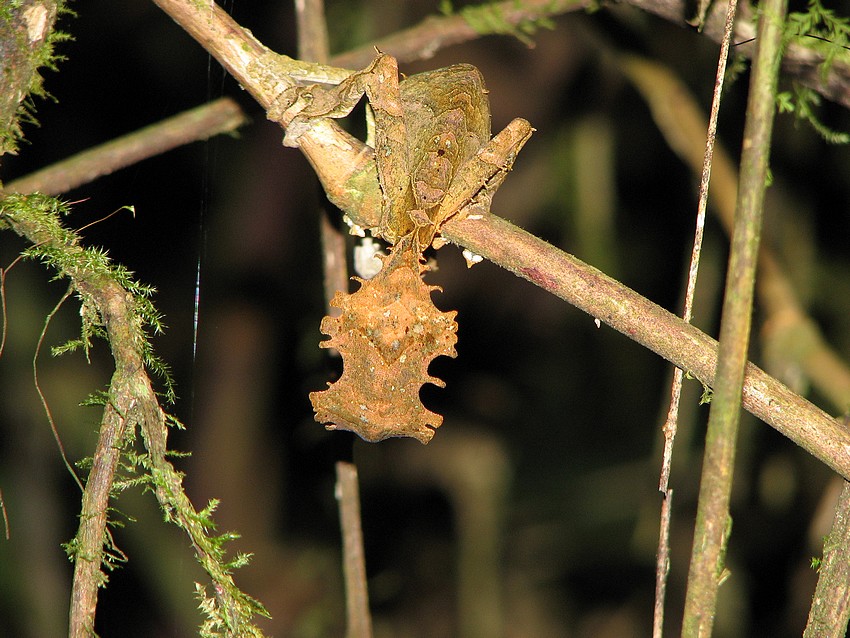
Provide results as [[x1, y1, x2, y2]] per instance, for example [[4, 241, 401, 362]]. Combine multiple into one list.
[[0, 193, 269, 637]]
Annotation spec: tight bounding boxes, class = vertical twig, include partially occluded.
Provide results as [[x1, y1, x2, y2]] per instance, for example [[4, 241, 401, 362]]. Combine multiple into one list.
[[335, 462, 373, 638], [658, 0, 738, 496], [294, 0, 347, 312], [69, 390, 131, 637], [0, 486, 8, 540], [681, 0, 787, 635], [654, 489, 673, 638], [295, 0, 330, 66], [294, 1, 372, 635], [320, 213, 348, 319], [654, 1, 737, 635]]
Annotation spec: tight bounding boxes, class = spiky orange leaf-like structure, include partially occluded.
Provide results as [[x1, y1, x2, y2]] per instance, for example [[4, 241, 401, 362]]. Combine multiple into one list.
[[310, 241, 457, 443]]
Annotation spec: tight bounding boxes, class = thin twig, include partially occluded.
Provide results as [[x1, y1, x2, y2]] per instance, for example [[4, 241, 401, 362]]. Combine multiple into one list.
[[335, 462, 373, 638], [4, 98, 246, 196], [682, 0, 788, 635], [653, 488, 673, 638], [320, 213, 348, 319], [659, 0, 738, 496], [33, 285, 85, 492], [295, 0, 349, 317], [653, 1, 738, 634], [295, 1, 371, 633], [621, 54, 850, 414], [0, 486, 8, 540], [295, 0, 330, 65], [0, 261, 11, 359], [0, 266, 9, 543]]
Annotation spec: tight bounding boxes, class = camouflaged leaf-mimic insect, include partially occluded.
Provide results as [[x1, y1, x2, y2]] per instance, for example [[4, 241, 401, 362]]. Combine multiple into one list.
[[309, 239, 457, 443], [301, 54, 531, 443], [283, 53, 533, 250]]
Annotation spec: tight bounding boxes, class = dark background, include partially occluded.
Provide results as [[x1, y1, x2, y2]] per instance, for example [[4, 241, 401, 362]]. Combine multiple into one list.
[[2, 1, 850, 636]]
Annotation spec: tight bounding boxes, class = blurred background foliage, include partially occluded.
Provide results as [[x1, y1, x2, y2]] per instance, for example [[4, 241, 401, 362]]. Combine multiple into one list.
[[2, 0, 850, 636]]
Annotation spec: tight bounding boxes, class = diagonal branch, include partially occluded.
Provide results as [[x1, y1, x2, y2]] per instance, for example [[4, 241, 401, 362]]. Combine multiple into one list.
[[330, 0, 589, 69], [4, 98, 247, 196], [147, 0, 850, 482], [439, 213, 850, 478]]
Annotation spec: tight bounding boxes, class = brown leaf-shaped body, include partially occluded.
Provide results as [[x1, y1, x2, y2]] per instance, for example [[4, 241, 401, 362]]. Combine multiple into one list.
[[310, 242, 458, 443]]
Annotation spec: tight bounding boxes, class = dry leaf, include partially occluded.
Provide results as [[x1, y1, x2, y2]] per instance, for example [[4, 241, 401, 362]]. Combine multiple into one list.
[[310, 240, 458, 443]]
